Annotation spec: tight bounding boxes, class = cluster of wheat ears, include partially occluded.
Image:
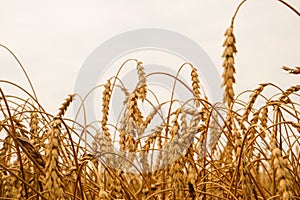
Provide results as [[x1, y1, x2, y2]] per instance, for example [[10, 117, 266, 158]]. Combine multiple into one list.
[[0, 1, 299, 200]]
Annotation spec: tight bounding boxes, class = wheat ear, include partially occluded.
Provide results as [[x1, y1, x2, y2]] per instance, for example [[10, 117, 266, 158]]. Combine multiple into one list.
[[222, 26, 237, 107], [56, 94, 75, 118]]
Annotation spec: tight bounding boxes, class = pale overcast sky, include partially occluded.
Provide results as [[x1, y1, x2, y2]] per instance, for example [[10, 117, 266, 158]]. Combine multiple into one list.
[[1, 0, 299, 114]]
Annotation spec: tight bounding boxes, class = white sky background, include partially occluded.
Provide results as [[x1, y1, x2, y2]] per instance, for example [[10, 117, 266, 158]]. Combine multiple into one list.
[[0, 0, 299, 114]]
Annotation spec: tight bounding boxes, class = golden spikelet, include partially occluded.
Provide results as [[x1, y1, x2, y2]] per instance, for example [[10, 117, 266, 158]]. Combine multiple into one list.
[[141, 104, 161, 132], [269, 129, 293, 199], [170, 108, 181, 138], [279, 84, 300, 103], [208, 108, 221, 152], [125, 133, 136, 152], [101, 80, 112, 137], [29, 111, 39, 136], [222, 26, 237, 107], [44, 119, 66, 200], [118, 109, 130, 150], [259, 106, 268, 138], [170, 158, 185, 199], [241, 84, 266, 123], [282, 65, 300, 74], [127, 90, 143, 126], [191, 67, 201, 107], [56, 94, 75, 118], [136, 61, 147, 101], [246, 110, 259, 158], [240, 161, 253, 199], [272, 148, 293, 199]]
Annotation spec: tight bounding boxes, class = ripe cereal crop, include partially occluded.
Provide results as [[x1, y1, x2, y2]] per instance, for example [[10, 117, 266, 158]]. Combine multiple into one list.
[[0, 1, 299, 199]]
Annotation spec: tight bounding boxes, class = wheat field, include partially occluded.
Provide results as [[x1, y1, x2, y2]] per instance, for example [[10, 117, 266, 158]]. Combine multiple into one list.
[[0, 1, 299, 199]]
